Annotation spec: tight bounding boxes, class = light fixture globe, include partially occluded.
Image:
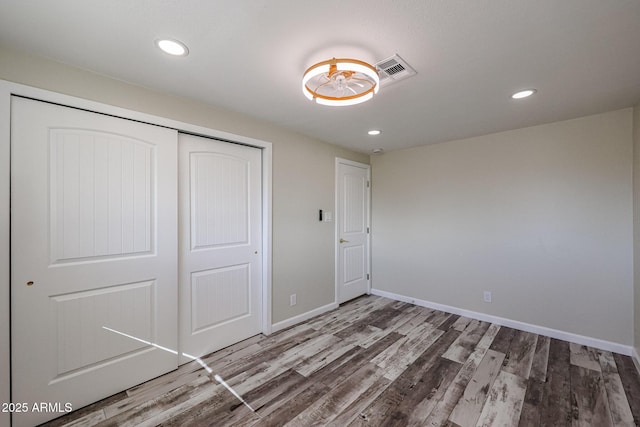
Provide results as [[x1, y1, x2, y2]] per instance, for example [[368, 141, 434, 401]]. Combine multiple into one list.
[[302, 58, 380, 106]]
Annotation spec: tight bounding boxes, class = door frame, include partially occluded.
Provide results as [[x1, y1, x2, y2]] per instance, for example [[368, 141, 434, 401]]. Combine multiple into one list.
[[334, 158, 371, 304], [0, 80, 273, 424]]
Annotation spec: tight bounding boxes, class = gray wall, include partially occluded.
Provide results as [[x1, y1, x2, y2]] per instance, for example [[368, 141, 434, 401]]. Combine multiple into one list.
[[0, 44, 368, 325], [371, 109, 634, 345]]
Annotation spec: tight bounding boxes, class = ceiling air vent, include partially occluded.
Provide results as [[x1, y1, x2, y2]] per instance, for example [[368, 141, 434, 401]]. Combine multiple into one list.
[[375, 54, 416, 87]]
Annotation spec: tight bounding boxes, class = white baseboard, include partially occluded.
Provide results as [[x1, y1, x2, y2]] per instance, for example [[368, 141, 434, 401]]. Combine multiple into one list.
[[633, 347, 640, 375], [271, 302, 339, 333], [371, 288, 633, 356]]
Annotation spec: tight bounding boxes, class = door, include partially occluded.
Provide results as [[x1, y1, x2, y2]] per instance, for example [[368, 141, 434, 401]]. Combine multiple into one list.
[[179, 133, 262, 362], [336, 159, 370, 303], [11, 97, 178, 427]]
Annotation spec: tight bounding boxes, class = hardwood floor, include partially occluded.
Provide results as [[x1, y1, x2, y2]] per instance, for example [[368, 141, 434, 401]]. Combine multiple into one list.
[[42, 295, 640, 427]]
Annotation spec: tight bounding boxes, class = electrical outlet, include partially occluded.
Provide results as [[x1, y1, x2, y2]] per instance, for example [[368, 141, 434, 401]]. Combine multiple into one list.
[[483, 291, 492, 303], [290, 294, 297, 306]]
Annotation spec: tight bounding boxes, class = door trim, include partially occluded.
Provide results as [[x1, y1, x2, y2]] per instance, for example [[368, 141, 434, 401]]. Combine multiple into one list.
[[334, 157, 371, 305], [0, 80, 273, 423]]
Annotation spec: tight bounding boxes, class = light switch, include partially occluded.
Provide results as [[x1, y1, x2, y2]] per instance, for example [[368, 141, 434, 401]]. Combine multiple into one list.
[[324, 211, 332, 222]]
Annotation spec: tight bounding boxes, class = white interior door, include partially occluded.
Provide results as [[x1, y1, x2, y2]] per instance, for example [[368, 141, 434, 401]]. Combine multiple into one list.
[[11, 97, 178, 427], [337, 159, 370, 303], [179, 133, 262, 363]]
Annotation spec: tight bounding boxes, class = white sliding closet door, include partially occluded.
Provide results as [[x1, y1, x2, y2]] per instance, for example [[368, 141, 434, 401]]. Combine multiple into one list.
[[11, 97, 178, 427], [178, 133, 262, 363]]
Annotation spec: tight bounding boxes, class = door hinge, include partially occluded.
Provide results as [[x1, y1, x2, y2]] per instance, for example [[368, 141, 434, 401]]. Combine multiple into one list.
[[367, 273, 370, 280], [367, 227, 370, 234], [367, 181, 370, 188]]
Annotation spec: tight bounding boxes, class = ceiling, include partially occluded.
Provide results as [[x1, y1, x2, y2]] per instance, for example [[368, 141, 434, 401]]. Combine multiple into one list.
[[1, 1, 640, 154]]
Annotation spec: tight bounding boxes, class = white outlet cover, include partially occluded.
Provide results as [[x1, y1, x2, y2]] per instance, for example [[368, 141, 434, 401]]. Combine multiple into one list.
[[324, 211, 332, 222], [483, 291, 492, 303]]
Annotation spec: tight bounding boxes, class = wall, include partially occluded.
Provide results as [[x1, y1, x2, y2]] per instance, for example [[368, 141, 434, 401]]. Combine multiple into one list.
[[0, 44, 368, 324], [634, 103, 640, 359], [371, 109, 634, 346]]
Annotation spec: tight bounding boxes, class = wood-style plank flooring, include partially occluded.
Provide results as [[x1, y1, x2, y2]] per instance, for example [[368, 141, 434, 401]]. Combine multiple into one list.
[[43, 295, 640, 426]]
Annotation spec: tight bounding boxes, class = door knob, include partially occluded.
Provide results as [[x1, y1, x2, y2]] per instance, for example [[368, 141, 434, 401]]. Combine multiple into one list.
[[340, 238, 349, 243]]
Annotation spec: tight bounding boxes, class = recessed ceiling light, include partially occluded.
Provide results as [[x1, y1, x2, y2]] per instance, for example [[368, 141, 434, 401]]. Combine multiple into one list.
[[511, 89, 536, 99], [155, 39, 189, 56], [368, 130, 382, 136]]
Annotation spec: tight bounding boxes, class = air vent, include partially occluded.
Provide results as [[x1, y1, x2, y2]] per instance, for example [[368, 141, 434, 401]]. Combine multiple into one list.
[[375, 54, 416, 87]]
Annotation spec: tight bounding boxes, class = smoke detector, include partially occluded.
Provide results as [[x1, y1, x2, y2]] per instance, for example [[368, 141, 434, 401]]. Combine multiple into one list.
[[375, 54, 416, 87]]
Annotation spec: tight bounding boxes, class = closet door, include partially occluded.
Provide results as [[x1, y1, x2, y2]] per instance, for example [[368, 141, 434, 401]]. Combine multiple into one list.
[[337, 160, 370, 303], [178, 133, 262, 362], [11, 97, 178, 427]]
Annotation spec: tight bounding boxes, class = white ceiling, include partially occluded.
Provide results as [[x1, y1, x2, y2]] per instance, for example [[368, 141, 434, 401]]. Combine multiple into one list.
[[1, 0, 640, 153]]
